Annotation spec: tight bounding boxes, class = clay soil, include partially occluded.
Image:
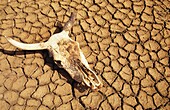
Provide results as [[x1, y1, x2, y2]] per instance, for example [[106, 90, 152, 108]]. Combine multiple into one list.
[[0, 0, 170, 110]]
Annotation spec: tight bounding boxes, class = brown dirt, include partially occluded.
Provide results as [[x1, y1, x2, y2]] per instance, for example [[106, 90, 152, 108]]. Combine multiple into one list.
[[0, 0, 170, 109]]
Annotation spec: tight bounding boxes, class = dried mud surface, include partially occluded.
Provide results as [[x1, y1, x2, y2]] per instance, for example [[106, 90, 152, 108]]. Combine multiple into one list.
[[0, 0, 170, 110]]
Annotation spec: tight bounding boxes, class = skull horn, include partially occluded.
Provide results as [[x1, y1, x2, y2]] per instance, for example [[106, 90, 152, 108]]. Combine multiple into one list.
[[5, 36, 47, 50], [63, 12, 76, 31]]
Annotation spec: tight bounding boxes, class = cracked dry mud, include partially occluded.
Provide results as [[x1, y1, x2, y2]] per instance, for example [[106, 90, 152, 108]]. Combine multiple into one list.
[[0, 0, 170, 110]]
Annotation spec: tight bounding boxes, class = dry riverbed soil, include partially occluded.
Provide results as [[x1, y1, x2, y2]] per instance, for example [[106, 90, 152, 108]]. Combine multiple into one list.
[[0, 0, 170, 110]]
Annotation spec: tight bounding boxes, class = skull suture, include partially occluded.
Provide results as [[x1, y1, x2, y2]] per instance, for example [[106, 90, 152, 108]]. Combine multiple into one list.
[[4, 13, 102, 90]]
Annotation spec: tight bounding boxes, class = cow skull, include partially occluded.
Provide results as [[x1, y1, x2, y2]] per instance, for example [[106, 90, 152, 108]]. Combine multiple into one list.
[[5, 13, 102, 90]]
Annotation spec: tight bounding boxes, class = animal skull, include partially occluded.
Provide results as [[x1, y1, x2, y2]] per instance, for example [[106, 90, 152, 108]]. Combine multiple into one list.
[[5, 13, 102, 90]]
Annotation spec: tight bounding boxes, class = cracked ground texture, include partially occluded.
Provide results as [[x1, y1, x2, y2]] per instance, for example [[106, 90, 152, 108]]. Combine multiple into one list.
[[0, 0, 170, 110]]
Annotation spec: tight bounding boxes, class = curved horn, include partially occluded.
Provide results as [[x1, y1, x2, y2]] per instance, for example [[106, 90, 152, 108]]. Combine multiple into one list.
[[5, 36, 47, 50], [63, 12, 77, 31]]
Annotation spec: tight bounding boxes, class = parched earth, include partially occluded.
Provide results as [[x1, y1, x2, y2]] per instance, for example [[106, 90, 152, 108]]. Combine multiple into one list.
[[0, 0, 170, 110]]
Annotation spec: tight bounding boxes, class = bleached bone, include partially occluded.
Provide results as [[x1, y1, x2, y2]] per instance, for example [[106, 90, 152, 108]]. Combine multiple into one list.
[[5, 13, 102, 90]]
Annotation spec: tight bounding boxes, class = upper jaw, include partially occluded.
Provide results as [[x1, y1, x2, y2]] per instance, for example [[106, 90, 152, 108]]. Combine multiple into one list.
[[75, 61, 102, 90], [61, 56, 102, 90]]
